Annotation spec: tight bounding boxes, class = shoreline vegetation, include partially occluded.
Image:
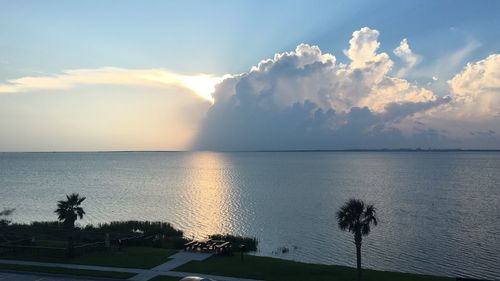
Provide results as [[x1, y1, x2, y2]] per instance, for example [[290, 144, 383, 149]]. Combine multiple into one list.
[[0, 220, 258, 254], [1, 220, 456, 281], [0, 196, 485, 281]]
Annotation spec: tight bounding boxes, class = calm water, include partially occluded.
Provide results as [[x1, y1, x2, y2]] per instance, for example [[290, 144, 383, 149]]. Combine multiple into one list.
[[0, 152, 499, 279]]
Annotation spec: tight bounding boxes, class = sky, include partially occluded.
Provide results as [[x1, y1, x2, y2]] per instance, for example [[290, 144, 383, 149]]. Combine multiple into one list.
[[1, 0, 499, 151]]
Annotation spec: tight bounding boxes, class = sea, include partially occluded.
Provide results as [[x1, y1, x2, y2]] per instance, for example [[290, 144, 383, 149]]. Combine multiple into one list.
[[0, 151, 499, 280]]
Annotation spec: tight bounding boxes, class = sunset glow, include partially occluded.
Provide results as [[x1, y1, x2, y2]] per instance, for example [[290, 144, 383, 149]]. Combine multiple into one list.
[[176, 74, 227, 103]]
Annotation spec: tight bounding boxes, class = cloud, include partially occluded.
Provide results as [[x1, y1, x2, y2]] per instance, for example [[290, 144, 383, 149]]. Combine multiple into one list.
[[448, 54, 500, 117], [429, 38, 482, 77], [392, 54, 500, 148], [0, 67, 226, 103], [191, 27, 500, 150], [393, 38, 422, 76], [0, 68, 224, 151], [192, 27, 457, 150], [345, 27, 388, 69], [2, 27, 498, 150]]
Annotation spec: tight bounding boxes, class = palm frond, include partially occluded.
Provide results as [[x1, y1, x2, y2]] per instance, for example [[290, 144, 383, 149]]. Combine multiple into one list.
[[54, 193, 86, 228], [0, 208, 15, 217], [337, 199, 377, 237]]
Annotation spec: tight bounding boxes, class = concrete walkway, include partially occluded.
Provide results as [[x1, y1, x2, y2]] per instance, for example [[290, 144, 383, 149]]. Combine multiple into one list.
[[0, 253, 263, 281], [152, 252, 213, 271], [128, 252, 212, 281], [129, 252, 261, 281]]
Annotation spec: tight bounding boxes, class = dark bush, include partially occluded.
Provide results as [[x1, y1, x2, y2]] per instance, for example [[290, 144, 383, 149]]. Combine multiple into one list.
[[161, 236, 189, 249], [208, 234, 258, 252], [84, 221, 183, 237]]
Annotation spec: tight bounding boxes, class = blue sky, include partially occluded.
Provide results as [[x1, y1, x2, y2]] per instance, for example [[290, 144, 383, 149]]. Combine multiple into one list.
[[1, 1, 499, 151], [2, 0, 498, 77]]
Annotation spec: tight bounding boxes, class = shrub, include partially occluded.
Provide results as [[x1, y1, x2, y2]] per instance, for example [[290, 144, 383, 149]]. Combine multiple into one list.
[[208, 234, 258, 252], [161, 236, 189, 249], [84, 221, 183, 237]]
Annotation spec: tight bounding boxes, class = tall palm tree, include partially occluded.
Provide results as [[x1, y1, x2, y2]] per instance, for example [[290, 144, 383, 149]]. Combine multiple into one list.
[[55, 193, 85, 257], [337, 199, 377, 281], [55, 193, 86, 229]]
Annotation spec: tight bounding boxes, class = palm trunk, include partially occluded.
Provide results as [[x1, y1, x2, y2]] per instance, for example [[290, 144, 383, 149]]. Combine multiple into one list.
[[355, 232, 362, 281], [66, 220, 75, 258], [67, 232, 74, 258]]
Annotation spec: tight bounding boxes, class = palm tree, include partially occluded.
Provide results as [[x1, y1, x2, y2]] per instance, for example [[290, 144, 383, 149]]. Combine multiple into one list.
[[0, 208, 15, 226], [55, 193, 85, 257], [337, 199, 377, 281], [55, 193, 86, 229]]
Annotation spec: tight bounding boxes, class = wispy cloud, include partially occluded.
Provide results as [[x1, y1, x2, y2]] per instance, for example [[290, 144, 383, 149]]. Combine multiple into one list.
[[393, 38, 422, 77], [432, 38, 482, 77], [0, 67, 227, 103]]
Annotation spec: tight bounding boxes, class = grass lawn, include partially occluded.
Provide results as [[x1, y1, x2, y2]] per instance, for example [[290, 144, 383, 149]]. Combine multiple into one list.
[[1, 246, 178, 269], [174, 255, 454, 281], [0, 263, 135, 279], [149, 275, 182, 281]]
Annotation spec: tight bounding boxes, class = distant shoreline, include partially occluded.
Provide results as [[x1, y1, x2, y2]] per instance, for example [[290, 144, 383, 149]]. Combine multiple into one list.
[[2, 149, 500, 153]]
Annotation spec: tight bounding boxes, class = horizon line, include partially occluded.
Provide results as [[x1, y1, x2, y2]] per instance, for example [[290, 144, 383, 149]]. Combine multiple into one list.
[[2, 148, 500, 153]]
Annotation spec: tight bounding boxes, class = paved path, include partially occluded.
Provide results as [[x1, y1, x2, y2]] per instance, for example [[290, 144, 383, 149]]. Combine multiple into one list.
[[0, 253, 263, 281], [152, 252, 213, 272], [129, 252, 261, 281]]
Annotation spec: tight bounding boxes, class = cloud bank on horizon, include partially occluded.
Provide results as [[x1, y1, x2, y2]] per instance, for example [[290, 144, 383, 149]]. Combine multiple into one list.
[[192, 27, 500, 150]]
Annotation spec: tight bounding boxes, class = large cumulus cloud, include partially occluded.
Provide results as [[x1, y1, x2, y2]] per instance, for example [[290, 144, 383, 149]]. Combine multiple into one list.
[[406, 54, 500, 148], [192, 27, 499, 150], [448, 54, 500, 117]]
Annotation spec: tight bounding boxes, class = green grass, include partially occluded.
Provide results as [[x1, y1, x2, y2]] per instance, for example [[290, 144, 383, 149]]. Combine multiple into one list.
[[149, 275, 182, 281], [174, 255, 454, 281], [0, 263, 135, 279], [1, 247, 178, 269]]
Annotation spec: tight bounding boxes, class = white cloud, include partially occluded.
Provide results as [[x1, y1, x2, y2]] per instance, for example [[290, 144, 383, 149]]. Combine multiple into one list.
[[393, 38, 421, 76], [429, 39, 482, 77], [2, 27, 498, 150], [192, 27, 500, 150], [346, 28, 378, 66], [448, 54, 500, 117], [393, 54, 500, 148], [192, 27, 452, 150], [0, 67, 226, 103]]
